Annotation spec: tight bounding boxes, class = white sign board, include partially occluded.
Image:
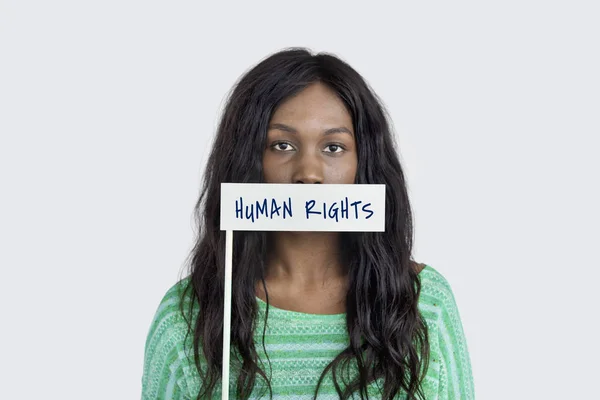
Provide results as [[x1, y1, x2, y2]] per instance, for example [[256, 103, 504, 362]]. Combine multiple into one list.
[[220, 183, 385, 232]]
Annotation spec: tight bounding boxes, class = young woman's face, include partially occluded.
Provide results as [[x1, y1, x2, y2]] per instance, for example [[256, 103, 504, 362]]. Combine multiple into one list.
[[263, 82, 358, 184]]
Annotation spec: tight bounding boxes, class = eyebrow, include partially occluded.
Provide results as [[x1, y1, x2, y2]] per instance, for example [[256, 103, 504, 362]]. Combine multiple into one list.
[[268, 123, 353, 136]]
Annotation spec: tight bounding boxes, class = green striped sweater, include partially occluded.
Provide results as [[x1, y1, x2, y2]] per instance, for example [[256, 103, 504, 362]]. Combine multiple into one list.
[[141, 264, 474, 399]]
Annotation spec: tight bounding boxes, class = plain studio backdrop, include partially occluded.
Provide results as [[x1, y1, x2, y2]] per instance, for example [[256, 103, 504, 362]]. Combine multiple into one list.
[[1, 1, 598, 398]]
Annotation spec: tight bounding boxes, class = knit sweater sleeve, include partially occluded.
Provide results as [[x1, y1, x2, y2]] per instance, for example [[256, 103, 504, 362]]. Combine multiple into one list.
[[141, 281, 193, 400], [435, 275, 475, 399]]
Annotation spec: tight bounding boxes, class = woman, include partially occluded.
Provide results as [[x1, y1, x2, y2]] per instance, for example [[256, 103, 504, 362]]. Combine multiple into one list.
[[141, 48, 474, 399]]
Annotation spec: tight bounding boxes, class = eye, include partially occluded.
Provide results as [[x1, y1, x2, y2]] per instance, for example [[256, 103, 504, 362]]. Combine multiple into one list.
[[323, 144, 345, 153], [270, 141, 295, 152]]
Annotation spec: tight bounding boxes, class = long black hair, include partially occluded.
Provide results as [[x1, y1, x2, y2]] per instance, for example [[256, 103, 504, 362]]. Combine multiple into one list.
[[180, 47, 430, 399]]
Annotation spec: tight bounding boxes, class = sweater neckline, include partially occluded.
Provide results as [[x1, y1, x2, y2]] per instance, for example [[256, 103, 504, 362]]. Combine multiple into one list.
[[254, 264, 430, 319], [255, 295, 346, 319]]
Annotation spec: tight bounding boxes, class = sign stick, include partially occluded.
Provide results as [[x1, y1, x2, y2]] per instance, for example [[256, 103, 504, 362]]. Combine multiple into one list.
[[222, 229, 233, 400]]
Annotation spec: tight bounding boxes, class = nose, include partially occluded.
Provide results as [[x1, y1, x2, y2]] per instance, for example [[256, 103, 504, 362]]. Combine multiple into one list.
[[292, 152, 323, 184]]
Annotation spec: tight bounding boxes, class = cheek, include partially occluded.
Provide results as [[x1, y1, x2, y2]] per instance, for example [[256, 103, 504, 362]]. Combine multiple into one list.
[[262, 153, 289, 183], [326, 155, 358, 184], [346, 156, 359, 183], [342, 152, 358, 181]]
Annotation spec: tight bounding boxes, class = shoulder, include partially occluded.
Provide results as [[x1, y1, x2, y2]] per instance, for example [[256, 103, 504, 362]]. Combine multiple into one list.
[[142, 277, 194, 399], [146, 277, 193, 333], [415, 263, 464, 325], [417, 265, 475, 398], [417, 263, 456, 302]]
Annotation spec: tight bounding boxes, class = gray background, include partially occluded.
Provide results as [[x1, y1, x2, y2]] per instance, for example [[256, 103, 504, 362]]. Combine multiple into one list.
[[1, 1, 598, 398]]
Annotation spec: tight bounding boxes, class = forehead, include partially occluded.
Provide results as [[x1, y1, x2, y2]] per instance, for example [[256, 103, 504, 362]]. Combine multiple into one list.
[[270, 82, 353, 127]]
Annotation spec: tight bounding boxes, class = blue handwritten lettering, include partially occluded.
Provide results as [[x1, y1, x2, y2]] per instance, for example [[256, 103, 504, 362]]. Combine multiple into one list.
[[256, 199, 268, 219], [305, 200, 320, 219], [270, 199, 281, 218], [245, 203, 254, 223], [362, 202, 374, 219], [350, 200, 362, 219], [283, 197, 292, 219], [328, 202, 339, 222], [236, 197, 243, 219], [341, 197, 349, 219]]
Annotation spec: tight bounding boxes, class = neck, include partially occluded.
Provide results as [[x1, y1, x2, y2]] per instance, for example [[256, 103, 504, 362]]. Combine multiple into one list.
[[264, 232, 347, 288]]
